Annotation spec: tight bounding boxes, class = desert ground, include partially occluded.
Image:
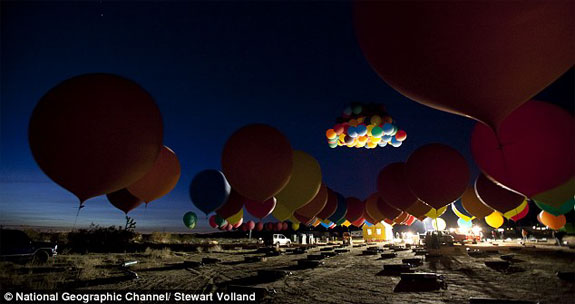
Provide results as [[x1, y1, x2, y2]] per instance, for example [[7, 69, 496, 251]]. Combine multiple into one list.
[[1, 237, 574, 304]]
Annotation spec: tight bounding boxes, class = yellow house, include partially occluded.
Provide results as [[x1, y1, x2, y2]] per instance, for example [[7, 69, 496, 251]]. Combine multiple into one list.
[[362, 222, 393, 242]]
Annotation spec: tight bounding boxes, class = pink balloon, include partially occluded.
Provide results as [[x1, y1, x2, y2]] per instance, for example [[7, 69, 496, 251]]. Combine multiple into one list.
[[275, 222, 283, 231], [245, 197, 276, 220], [471, 100, 574, 197], [208, 215, 218, 229], [282, 222, 288, 231], [225, 224, 233, 231], [255, 222, 264, 231], [247, 220, 256, 230]]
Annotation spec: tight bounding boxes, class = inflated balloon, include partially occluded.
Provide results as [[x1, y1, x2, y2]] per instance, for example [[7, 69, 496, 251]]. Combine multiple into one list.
[[471, 101, 574, 198], [225, 224, 233, 231], [320, 221, 333, 228], [457, 218, 473, 229], [475, 174, 526, 213], [189, 170, 231, 216], [451, 200, 475, 222], [208, 215, 218, 229], [183, 212, 198, 230], [106, 188, 143, 214], [485, 212, 504, 229], [383, 218, 395, 226], [393, 212, 409, 224], [354, 1, 574, 130], [406, 144, 470, 209], [232, 218, 243, 229], [292, 222, 300, 231], [295, 184, 328, 219], [365, 194, 385, 222], [246, 220, 256, 231], [432, 218, 447, 231], [534, 198, 575, 216], [293, 212, 315, 225], [328, 192, 347, 223], [29, 73, 163, 203], [377, 197, 402, 221], [226, 208, 243, 226], [282, 222, 288, 231], [245, 197, 276, 220], [510, 202, 529, 222], [351, 217, 365, 227], [214, 214, 227, 228], [255, 222, 264, 232], [404, 200, 432, 218], [275, 150, 322, 211], [127, 146, 181, 203], [539, 211, 566, 230], [377, 162, 419, 211], [272, 201, 292, 221], [461, 187, 493, 218], [215, 190, 244, 220], [222, 124, 293, 201], [312, 219, 321, 227], [404, 215, 416, 226], [532, 178, 575, 209], [502, 200, 528, 220], [344, 197, 364, 223], [425, 206, 447, 219]]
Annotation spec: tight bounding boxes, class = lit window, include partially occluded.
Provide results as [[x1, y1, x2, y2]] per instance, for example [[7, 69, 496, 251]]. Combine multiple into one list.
[[367, 229, 372, 235], [376, 229, 382, 235]]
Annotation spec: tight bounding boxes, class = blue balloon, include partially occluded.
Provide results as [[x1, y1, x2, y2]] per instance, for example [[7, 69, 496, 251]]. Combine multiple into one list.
[[382, 123, 394, 134], [381, 135, 392, 142], [328, 192, 347, 223], [189, 170, 231, 216], [457, 218, 473, 229], [364, 221, 374, 226], [356, 125, 367, 136], [320, 221, 333, 228], [348, 126, 358, 138]]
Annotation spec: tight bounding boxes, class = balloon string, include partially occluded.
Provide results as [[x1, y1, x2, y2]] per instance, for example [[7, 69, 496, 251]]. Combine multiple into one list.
[[72, 204, 83, 231]]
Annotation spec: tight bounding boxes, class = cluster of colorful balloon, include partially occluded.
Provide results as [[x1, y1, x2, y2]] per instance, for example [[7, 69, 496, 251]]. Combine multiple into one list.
[[28, 73, 181, 217], [325, 103, 406, 149]]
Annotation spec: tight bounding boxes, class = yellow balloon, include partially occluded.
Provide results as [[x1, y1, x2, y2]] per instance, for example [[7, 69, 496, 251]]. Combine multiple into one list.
[[226, 208, 243, 225], [532, 177, 574, 209], [370, 136, 381, 143], [358, 136, 368, 144], [367, 141, 377, 148], [425, 206, 447, 219], [272, 202, 292, 221], [292, 222, 300, 231], [342, 220, 351, 227], [339, 134, 346, 142], [275, 150, 322, 211], [451, 203, 475, 222], [485, 211, 504, 229], [503, 199, 528, 219], [366, 125, 375, 136]]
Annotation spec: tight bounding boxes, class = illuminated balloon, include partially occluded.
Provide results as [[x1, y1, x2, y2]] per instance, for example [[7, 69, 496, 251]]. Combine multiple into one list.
[[354, 1, 574, 129], [457, 218, 473, 229], [245, 197, 276, 220], [406, 144, 470, 209], [215, 190, 244, 220], [451, 200, 475, 222], [510, 203, 529, 222], [395, 130, 407, 141], [326, 129, 337, 139], [183, 212, 198, 230], [344, 197, 364, 223], [485, 212, 504, 229], [534, 198, 575, 216], [475, 174, 525, 213], [538, 211, 566, 230], [106, 188, 143, 214], [328, 192, 347, 223], [377, 162, 419, 211], [461, 187, 493, 218], [425, 206, 447, 219], [189, 170, 231, 216], [471, 101, 574, 198], [29, 73, 163, 203], [275, 150, 322, 211], [246, 220, 256, 230], [222, 124, 293, 201], [296, 184, 328, 219], [432, 218, 447, 231], [502, 200, 528, 220]]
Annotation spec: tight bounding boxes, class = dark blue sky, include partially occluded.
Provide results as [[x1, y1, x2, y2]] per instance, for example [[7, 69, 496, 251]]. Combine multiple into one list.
[[1, 1, 572, 232]]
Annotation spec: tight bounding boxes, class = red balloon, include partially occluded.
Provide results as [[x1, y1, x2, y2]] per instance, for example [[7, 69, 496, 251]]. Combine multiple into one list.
[[208, 215, 218, 229], [393, 212, 409, 224], [222, 124, 293, 202], [345, 197, 364, 223], [294, 212, 314, 225], [295, 184, 328, 219], [471, 100, 574, 198], [247, 220, 256, 230], [475, 174, 525, 213], [377, 197, 402, 221], [245, 197, 276, 220], [404, 215, 416, 226], [383, 218, 394, 226], [377, 162, 419, 211], [404, 200, 432, 219], [351, 217, 365, 227], [354, 1, 574, 130], [106, 188, 143, 214], [232, 218, 243, 229], [510, 203, 529, 222], [265, 222, 274, 231], [29, 73, 163, 203], [406, 144, 470, 209], [240, 223, 248, 232], [316, 188, 338, 220], [255, 222, 264, 232], [215, 190, 244, 219], [275, 222, 283, 231], [282, 222, 289, 231], [225, 224, 233, 231]]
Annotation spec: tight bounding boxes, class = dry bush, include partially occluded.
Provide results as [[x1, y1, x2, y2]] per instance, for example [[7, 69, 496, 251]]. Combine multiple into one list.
[[144, 247, 172, 259], [149, 232, 172, 244]]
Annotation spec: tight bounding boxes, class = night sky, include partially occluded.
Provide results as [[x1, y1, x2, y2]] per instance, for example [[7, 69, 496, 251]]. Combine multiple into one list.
[[1, 1, 573, 232]]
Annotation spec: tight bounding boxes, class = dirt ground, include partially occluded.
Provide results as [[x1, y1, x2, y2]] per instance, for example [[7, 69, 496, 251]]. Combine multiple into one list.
[[1, 241, 574, 303]]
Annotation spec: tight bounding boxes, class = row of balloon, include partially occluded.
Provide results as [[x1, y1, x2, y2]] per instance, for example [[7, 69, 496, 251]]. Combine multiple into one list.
[[354, 2, 573, 231], [325, 102, 407, 149], [28, 73, 181, 219]]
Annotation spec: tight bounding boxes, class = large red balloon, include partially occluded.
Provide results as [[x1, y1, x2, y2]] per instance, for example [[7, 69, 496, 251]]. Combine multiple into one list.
[[215, 190, 244, 219], [127, 146, 181, 203], [377, 197, 402, 221], [475, 174, 525, 213], [510, 203, 529, 222], [344, 197, 364, 223], [404, 200, 432, 219], [471, 100, 574, 198], [315, 188, 338, 220], [293, 212, 315, 225], [245, 197, 276, 220], [295, 184, 328, 219], [106, 188, 143, 214], [221, 124, 293, 202], [406, 144, 470, 209], [377, 162, 419, 211], [354, 1, 574, 130], [29, 74, 163, 203]]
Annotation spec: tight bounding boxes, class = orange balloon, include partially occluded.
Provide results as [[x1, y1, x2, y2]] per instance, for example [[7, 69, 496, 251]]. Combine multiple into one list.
[[365, 193, 385, 222], [29, 74, 163, 203], [221, 124, 293, 202], [461, 187, 493, 218], [404, 200, 432, 218], [127, 146, 181, 203], [354, 1, 574, 129], [295, 183, 328, 219], [107, 188, 144, 214], [539, 211, 566, 230]]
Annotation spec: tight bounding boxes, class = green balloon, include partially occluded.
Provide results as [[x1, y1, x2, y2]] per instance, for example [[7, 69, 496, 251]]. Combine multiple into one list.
[[183, 212, 198, 229], [534, 198, 575, 216], [214, 214, 227, 227], [371, 126, 384, 137]]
